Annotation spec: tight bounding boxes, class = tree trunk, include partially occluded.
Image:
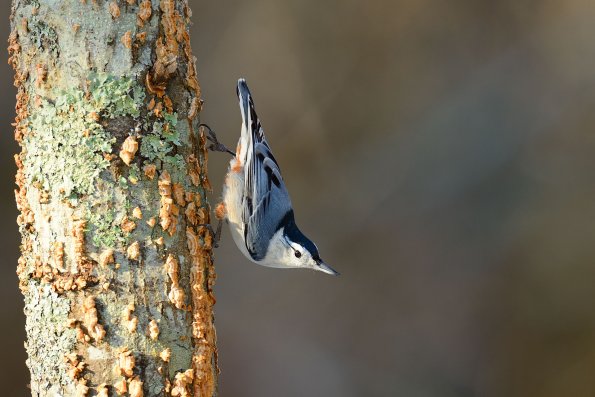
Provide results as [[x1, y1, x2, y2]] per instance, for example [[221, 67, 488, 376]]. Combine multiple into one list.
[[9, 0, 218, 395]]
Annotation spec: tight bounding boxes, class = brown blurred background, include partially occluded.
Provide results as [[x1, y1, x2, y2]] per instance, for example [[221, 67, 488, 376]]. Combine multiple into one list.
[[3, 0, 595, 395]]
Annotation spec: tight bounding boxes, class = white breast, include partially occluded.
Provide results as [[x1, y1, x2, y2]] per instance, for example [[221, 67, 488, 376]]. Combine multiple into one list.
[[222, 160, 257, 263]]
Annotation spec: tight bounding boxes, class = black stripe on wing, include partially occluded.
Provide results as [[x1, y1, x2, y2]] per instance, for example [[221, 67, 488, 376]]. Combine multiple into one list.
[[243, 144, 284, 260], [238, 79, 292, 260], [237, 79, 280, 169]]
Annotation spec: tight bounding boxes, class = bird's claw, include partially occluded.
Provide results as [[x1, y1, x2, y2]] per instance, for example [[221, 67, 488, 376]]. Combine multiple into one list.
[[199, 124, 235, 156], [197, 221, 222, 248]]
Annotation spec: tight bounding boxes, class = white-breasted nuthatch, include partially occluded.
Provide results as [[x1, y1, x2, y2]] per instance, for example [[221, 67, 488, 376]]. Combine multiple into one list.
[[211, 79, 338, 275]]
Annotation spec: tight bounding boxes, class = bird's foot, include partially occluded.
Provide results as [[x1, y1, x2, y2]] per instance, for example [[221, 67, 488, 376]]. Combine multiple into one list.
[[197, 220, 222, 248], [199, 124, 235, 156]]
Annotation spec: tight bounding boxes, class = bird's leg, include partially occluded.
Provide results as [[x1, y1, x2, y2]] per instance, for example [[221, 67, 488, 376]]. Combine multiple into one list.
[[198, 220, 223, 248], [212, 219, 222, 248], [199, 123, 235, 156]]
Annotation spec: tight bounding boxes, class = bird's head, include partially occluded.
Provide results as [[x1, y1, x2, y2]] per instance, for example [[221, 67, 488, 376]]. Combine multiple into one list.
[[271, 214, 339, 276]]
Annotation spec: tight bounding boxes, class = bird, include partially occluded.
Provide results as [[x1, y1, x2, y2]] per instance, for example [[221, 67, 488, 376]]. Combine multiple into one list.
[[208, 78, 338, 276]]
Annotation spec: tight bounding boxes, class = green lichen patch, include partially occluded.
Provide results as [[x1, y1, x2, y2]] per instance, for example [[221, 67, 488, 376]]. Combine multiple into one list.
[[24, 283, 77, 394], [24, 93, 113, 198], [87, 208, 127, 249], [90, 73, 145, 119], [140, 111, 185, 168], [128, 163, 141, 184], [85, 174, 135, 250], [23, 74, 145, 199], [27, 16, 58, 55]]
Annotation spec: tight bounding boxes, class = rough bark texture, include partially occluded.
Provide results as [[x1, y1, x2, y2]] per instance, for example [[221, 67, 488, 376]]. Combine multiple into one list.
[[9, 0, 217, 396]]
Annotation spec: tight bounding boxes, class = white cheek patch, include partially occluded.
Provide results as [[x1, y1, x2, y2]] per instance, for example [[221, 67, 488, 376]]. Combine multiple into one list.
[[289, 242, 299, 251]]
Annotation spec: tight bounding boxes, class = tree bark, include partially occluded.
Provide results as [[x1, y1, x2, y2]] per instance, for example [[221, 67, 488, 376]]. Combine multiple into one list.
[[9, 0, 217, 395]]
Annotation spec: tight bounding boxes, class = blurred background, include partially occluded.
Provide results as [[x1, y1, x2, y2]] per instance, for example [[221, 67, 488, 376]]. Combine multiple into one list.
[[3, 0, 595, 395]]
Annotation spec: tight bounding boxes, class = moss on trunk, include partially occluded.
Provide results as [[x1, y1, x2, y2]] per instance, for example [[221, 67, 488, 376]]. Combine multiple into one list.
[[10, 0, 217, 395]]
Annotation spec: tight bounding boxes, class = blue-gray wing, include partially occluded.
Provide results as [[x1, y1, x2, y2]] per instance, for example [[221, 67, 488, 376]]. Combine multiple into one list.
[[243, 141, 292, 260], [238, 79, 292, 260]]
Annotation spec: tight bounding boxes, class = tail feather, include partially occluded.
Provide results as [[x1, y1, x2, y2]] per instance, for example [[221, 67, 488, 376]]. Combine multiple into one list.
[[237, 78, 265, 141], [237, 78, 251, 131], [237, 78, 264, 166]]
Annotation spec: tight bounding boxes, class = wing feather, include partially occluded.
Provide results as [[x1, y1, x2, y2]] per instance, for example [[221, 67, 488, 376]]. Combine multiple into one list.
[[237, 79, 292, 260]]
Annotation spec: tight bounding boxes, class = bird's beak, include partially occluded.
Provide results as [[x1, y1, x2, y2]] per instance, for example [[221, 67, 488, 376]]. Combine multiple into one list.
[[316, 259, 340, 276]]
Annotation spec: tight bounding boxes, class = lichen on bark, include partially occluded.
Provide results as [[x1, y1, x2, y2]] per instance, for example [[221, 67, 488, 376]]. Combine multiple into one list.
[[23, 74, 143, 199], [10, 0, 218, 395]]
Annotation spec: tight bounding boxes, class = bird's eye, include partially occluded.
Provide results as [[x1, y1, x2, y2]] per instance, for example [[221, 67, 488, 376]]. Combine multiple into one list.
[[294, 250, 302, 258]]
